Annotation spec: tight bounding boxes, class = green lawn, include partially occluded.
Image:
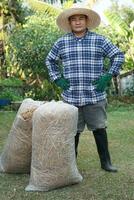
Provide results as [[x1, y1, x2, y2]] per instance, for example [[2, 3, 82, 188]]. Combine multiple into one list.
[[0, 104, 134, 200]]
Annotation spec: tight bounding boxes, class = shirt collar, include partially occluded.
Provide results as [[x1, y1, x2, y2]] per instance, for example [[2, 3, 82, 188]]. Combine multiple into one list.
[[70, 28, 90, 40]]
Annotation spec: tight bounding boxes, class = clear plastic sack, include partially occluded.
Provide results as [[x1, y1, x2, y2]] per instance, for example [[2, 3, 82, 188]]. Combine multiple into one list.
[[0, 98, 44, 173], [26, 101, 83, 191]]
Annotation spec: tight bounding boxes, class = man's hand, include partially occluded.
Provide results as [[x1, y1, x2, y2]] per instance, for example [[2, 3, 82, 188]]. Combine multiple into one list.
[[93, 73, 112, 92], [55, 77, 70, 90]]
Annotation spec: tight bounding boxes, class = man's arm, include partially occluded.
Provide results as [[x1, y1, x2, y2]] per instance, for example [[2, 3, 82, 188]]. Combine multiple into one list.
[[45, 40, 70, 90], [45, 40, 61, 81], [102, 37, 125, 76], [93, 37, 125, 92]]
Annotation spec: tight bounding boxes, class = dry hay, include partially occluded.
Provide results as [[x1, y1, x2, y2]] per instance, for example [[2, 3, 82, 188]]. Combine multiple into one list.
[[26, 101, 83, 191], [0, 98, 44, 173]]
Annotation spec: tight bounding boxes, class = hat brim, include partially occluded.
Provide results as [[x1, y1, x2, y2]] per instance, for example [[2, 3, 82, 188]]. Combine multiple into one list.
[[56, 8, 101, 32]]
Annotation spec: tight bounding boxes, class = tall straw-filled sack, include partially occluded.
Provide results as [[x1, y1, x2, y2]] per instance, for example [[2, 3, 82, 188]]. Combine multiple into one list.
[[26, 101, 83, 192], [0, 98, 44, 173]]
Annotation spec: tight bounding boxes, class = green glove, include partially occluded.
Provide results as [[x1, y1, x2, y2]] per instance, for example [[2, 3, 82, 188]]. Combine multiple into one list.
[[55, 77, 70, 90], [93, 73, 112, 92]]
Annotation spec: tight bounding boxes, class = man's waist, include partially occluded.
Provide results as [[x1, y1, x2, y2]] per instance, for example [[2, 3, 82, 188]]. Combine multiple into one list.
[[61, 92, 106, 106], [67, 85, 95, 91]]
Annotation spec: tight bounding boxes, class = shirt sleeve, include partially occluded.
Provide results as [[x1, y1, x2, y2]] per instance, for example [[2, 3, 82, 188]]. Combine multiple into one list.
[[101, 37, 125, 76], [45, 39, 61, 81]]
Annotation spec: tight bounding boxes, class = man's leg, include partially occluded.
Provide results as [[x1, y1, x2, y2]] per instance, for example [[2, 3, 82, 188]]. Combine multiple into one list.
[[93, 128, 117, 172], [75, 106, 85, 158], [84, 100, 117, 172], [75, 132, 81, 157]]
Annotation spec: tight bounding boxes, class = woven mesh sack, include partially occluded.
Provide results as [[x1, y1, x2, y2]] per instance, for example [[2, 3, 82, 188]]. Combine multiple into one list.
[[26, 101, 83, 191], [0, 98, 44, 173]]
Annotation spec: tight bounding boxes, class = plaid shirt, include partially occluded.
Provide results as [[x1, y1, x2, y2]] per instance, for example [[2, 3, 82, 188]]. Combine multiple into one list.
[[46, 31, 124, 106]]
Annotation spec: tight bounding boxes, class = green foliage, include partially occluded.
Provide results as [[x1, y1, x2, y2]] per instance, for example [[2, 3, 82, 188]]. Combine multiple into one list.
[[119, 6, 134, 25], [6, 13, 63, 100], [124, 82, 134, 96], [0, 78, 24, 101], [104, 11, 129, 37], [103, 4, 134, 71], [0, 0, 30, 79], [0, 88, 23, 101], [62, 0, 74, 9], [0, 0, 28, 25], [26, 0, 61, 16], [25, 79, 61, 101], [0, 77, 23, 87]]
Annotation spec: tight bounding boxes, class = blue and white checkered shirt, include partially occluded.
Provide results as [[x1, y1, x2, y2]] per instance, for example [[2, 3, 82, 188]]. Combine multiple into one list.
[[46, 31, 124, 106]]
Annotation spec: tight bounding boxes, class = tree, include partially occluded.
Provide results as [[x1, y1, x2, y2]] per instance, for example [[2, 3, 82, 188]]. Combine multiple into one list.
[[104, 3, 134, 70], [7, 12, 63, 100], [26, 0, 61, 16], [0, 0, 27, 78], [0, 0, 27, 34]]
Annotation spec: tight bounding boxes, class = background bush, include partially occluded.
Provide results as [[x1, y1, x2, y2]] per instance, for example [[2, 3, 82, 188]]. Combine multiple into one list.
[[7, 13, 63, 100]]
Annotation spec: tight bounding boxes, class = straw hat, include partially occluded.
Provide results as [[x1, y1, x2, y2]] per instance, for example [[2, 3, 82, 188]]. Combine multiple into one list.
[[56, 6, 101, 32]]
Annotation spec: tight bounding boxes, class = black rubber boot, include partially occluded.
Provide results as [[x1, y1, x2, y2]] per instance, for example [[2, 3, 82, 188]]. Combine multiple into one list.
[[75, 132, 81, 158], [93, 128, 117, 172]]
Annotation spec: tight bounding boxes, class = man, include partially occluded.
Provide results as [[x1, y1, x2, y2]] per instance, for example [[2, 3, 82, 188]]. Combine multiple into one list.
[[46, 7, 124, 172]]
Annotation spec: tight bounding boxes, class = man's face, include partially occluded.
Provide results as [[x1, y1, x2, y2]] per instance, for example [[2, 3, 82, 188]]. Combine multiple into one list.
[[69, 14, 87, 34]]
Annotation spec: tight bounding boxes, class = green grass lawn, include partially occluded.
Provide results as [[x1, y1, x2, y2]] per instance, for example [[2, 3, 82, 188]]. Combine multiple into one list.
[[0, 104, 134, 200]]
